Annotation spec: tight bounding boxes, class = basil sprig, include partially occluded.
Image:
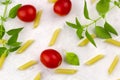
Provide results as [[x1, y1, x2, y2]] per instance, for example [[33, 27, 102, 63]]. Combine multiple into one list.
[[66, 0, 118, 47]]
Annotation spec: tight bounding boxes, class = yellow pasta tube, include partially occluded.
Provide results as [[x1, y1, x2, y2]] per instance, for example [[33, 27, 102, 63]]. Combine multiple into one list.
[[48, 0, 57, 3], [85, 54, 104, 65], [48, 28, 61, 46], [108, 55, 119, 74], [105, 39, 120, 47], [18, 60, 37, 70], [55, 68, 77, 74], [16, 40, 34, 54], [78, 34, 96, 46], [34, 72, 41, 80], [34, 10, 43, 28], [0, 53, 6, 69]]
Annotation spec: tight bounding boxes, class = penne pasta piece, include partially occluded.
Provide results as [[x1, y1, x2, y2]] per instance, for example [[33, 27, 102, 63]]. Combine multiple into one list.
[[78, 34, 96, 46], [55, 68, 77, 74], [48, 28, 61, 46], [105, 39, 120, 47], [108, 55, 119, 74], [18, 60, 37, 70], [34, 10, 43, 28], [48, 0, 57, 3], [85, 54, 104, 65], [16, 40, 34, 54], [0, 53, 7, 69], [34, 72, 41, 80]]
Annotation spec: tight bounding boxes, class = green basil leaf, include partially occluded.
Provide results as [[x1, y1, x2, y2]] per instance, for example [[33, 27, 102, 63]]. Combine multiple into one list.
[[0, 47, 7, 57], [7, 28, 23, 49], [96, 0, 110, 17], [0, 25, 5, 39], [1, 16, 7, 21], [75, 17, 82, 27], [104, 22, 118, 36], [66, 21, 78, 29], [7, 27, 23, 35], [9, 46, 20, 52], [9, 42, 21, 47], [9, 4, 22, 18], [84, 0, 90, 19], [95, 26, 111, 39], [85, 30, 96, 47], [75, 18, 84, 39], [1, 0, 11, 5], [65, 52, 80, 66], [76, 28, 84, 39], [7, 34, 18, 45], [114, 1, 120, 8], [66, 18, 82, 29]]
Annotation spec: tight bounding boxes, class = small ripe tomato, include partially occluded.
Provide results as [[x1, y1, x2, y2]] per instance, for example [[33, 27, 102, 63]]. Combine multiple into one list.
[[40, 49, 62, 68], [17, 5, 36, 22], [53, 0, 72, 16]]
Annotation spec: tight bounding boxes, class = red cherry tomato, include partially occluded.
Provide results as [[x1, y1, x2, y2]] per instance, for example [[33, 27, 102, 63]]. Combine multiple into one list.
[[53, 0, 72, 16], [17, 5, 36, 22], [40, 49, 62, 68]]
